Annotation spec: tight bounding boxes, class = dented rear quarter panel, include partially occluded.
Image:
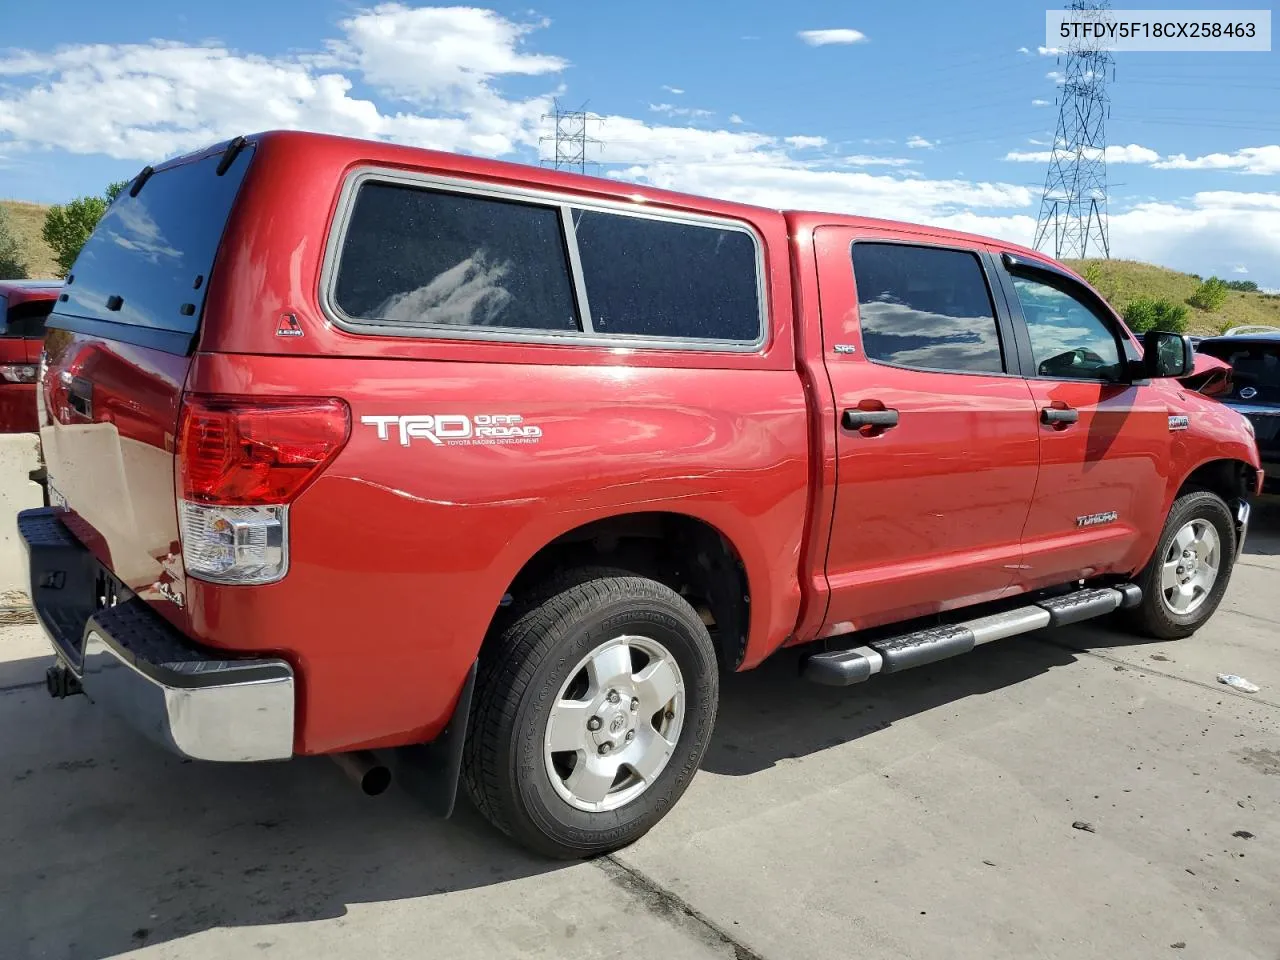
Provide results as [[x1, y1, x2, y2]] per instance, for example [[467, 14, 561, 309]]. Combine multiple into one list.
[[188, 132, 811, 755]]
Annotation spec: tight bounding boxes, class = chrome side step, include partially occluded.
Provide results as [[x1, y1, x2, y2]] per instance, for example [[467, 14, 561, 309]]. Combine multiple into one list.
[[803, 585, 1141, 687]]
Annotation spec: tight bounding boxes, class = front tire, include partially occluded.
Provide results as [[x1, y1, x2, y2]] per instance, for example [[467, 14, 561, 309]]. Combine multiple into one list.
[[1128, 490, 1236, 640], [463, 572, 719, 859]]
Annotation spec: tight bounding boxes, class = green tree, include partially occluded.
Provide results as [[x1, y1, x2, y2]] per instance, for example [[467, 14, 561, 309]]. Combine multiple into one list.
[[1123, 295, 1188, 334], [41, 180, 129, 276], [1225, 279, 1258, 292], [1187, 276, 1229, 311], [0, 206, 29, 279]]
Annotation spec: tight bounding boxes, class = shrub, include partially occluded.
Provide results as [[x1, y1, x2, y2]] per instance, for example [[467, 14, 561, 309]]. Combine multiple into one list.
[[41, 180, 129, 276], [1123, 295, 1188, 334], [0, 207, 28, 279], [1187, 276, 1229, 311], [1081, 261, 1104, 287], [1225, 279, 1258, 292]]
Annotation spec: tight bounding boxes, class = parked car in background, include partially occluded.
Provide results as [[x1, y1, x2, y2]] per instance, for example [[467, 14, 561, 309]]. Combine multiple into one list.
[[1180, 350, 1233, 397], [20, 131, 1262, 859], [0, 279, 60, 433], [1196, 328, 1280, 491]]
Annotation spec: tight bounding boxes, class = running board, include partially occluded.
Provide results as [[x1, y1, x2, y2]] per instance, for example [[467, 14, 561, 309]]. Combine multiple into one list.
[[803, 585, 1142, 687]]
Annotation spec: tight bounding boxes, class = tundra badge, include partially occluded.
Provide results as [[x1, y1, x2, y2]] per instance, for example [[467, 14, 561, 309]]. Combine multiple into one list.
[[1076, 511, 1118, 528]]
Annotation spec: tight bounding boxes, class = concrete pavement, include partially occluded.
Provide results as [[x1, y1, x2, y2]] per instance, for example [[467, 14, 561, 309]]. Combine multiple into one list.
[[1, 505, 1277, 960]]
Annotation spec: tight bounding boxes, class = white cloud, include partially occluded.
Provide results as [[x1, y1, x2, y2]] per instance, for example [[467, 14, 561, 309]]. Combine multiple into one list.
[[798, 29, 867, 46], [843, 155, 914, 168], [1031, 98, 1051, 106], [1038, 46, 1061, 55], [1106, 143, 1161, 164], [661, 85, 684, 95], [1028, 137, 1050, 145], [648, 103, 713, 119], [1017, 46, 1031, 54], [1233, 264, 1249, 274], [1046, 70, 1065, 84], [906, 135, 936, 149], [0, 5, 564, 159], [729, 113, 745, 125], [1153, 145, 1280, 176], [1004, 143, 1161, 165], [785, 135, 827, 149]]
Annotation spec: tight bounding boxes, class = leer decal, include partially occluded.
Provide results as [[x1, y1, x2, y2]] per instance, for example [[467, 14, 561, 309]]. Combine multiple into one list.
[[361, 413, 543, 447]]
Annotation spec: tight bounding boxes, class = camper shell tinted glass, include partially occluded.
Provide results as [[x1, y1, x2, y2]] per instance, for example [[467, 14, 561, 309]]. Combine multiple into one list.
[[326, 171, 766, 350], [48, 145, 254, 353]]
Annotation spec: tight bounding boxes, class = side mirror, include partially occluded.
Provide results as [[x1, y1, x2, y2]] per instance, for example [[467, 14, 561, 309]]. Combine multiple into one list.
[[1143, 330, 1195, 379]]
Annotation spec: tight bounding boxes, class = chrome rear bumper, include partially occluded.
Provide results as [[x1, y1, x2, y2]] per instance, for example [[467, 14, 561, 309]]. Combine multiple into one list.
[[20, 507, 295, 762], [79, 601, 295, 761]]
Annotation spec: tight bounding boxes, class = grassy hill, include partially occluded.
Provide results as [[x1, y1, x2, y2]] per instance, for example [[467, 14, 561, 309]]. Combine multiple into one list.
[[0, 199, 58, 279], [1065, 258, 1280, 337]]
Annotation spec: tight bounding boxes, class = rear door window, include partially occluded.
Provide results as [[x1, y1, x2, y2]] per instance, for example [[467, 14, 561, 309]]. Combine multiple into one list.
[[850, 242, 1005, 374], [570, 210, 761, 342], [333, 184, 579, 333]]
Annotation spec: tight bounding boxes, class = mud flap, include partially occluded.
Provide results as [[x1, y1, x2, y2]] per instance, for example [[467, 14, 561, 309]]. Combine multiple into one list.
[[391, 660, 477, 818]]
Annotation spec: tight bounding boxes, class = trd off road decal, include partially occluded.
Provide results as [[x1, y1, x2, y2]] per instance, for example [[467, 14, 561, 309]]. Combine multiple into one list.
[[361, 414, 543, 447]]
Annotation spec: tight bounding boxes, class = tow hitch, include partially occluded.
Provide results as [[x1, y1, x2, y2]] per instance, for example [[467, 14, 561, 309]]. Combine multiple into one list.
[[45, 663, 83, 699]]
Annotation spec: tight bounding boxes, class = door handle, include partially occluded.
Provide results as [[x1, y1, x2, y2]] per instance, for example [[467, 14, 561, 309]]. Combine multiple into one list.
[[842, 408, 899, 430], [1040, 406, 1078, 425]]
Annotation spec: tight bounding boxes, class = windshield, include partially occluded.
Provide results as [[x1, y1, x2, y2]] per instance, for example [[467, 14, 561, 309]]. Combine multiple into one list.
[[1198, 341, 1280, 403]]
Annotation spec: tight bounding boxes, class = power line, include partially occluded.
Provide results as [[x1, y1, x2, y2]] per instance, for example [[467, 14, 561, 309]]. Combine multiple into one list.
[[1034, 0, 1114, 260]]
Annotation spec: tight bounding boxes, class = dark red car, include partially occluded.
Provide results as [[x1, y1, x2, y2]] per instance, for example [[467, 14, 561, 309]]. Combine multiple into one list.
[[0, 279, 59, 432]]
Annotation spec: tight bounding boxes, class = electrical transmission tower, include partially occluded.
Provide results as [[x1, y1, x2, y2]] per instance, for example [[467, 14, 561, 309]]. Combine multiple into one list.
[[1033, 0, 1115, 259], [540, 100, 603, 174]]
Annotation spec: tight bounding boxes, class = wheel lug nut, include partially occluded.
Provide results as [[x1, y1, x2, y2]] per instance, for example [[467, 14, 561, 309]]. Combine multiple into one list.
[[598, 742, 612, 755], [625, 730, 635, 743], [630, 697, 639, 712], [607, 690, 620, 704], [664, 709, 675, 720], [587, 717, 602, 731]]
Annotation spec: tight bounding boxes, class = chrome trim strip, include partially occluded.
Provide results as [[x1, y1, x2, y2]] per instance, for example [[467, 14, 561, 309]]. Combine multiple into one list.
[[77, 627, 294, 762], [318, 166, 770, 353], [967, 607, 1052, 646]]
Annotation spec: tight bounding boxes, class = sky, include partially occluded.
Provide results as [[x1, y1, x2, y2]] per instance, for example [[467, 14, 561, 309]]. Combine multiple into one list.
[[1, 1, 1278, 286]]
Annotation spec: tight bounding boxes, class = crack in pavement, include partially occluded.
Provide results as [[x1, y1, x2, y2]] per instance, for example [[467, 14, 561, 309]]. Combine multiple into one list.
[[1035, 636, 1280, 711], [0, 679, 47, 696], [596, 855, 767, 960]]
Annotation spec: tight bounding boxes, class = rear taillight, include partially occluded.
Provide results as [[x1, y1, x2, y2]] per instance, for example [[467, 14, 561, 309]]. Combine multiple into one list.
[[177, 396, 350, 585]]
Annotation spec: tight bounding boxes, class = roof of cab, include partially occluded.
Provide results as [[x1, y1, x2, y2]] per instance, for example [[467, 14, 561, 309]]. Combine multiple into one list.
[[0, 279, 61, 304]]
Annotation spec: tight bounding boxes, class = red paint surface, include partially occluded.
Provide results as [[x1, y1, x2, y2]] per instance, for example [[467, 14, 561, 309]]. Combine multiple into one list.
[[39, 131, 1261, 756]]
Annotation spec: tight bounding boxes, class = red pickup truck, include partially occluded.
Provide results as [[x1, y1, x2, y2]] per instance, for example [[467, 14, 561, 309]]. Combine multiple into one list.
[[22, 132, 1261, 858]]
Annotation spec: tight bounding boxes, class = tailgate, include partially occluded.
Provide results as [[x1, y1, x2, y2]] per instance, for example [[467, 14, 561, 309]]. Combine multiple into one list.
[[39, 143, 253, 618]]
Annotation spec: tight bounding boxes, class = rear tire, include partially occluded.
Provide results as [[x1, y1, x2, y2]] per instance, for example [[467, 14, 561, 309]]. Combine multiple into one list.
[[1127, 490, 1236, 640], [463, 571, 719, 859]]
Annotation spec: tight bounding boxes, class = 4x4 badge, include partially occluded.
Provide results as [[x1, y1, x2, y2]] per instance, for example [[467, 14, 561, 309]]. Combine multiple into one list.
[[276, 313, 304, 338]]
